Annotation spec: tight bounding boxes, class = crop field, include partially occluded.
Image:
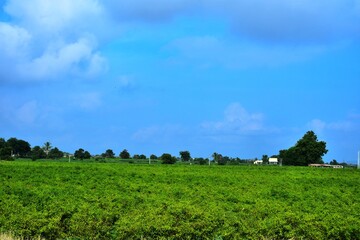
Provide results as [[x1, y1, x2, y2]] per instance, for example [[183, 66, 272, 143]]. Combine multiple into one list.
[[0, 161, 359, 239]]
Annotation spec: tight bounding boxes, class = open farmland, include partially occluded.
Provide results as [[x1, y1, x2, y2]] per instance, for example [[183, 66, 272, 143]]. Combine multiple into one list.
[[0, 161, 359, 239]]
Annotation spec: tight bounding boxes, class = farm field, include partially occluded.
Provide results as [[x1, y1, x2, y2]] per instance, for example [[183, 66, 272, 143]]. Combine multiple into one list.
[[0, 161, 359, 239]]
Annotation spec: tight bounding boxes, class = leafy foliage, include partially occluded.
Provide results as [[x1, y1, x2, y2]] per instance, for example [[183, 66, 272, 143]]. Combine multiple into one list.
[[74, 148, 91, 160], [30, 146, 46, 160], [161, 153, 176, 164], [0, 147, 12, 160], [5, 138, 31, 157], [280, 131, 328, 166], [0, 162, 359, 239], [102, 149, 115, 158], [48, 147, 64, 159], [179, 151, 191, 161], [119, 149, 130, 159], [150, 154, 158, 160]]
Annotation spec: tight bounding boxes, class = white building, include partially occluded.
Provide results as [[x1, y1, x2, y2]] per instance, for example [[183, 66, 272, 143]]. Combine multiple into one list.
[[269, 158, 278, 164], [254, 160, 263, 164]]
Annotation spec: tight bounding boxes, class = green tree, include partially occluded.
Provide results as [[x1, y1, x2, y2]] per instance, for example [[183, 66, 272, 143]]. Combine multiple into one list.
[[119, 149, 130, 159], [74, 148, 91, 160], [194, 157, 208, 165], [42, 142, 52, 157], [30, 146, 46, 161], [0, 147, 13, 160], [150, 154, 158, 160], [6, 138, 31, 157], [330, 159, 339, 165], [179, 151, 191, 161], [48, 147, 63, 159], [218, 155, 228, 165], [0, 138, 6, 149], [279, 131, 328, 166], [83, 151, 91, 159], [212, 152, 222, 163], [102, 149, 115, 158], [161, 153, 176, 164], [262, 155, 269, 164]]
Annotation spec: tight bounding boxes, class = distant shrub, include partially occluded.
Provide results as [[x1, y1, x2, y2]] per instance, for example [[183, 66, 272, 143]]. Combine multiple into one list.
[[161, 153, 176, 164]]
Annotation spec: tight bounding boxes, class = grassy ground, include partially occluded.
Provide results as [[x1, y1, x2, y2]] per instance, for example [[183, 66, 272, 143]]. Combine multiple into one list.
[[0, 161, 359, 239]]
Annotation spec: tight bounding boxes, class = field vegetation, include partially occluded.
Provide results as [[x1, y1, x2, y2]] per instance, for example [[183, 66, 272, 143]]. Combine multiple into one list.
[[0, 161, 359, 239]]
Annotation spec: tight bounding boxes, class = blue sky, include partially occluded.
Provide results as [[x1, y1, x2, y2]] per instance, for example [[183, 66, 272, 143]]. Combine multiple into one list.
[[0, 0, 359, 162]]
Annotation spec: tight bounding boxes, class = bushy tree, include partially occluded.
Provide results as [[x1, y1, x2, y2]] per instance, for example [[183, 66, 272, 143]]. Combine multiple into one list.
[[133, 154, 146, 159], [330, 159, 339, 165], [262, 155, 269, 164], [119, 149, 130, 159], [6, 138, 31, 157], [0, 138, 6, 149], [0, 147, 12, 160], [102, 149, 115, 158], [30, 146, 46, 161], [74, 148, 91, 160], [161, 153, 176, 164], [212, 152, 223, 163], [179, 151, 191, 161], [218, 156, 228, 165], [48, 147, 63, 159], [279, 131, 328, 166], [194, 157, 208, 165], [150, 154, 158, 160]]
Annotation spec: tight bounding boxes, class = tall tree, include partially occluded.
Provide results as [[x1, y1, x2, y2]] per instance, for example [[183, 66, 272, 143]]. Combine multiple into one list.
[[119, 149, 130, 159], [279, 131, 328, 166], [179, 151, 191, 161], [0, 147, 12, 160], [6, 138, 31, 157], [102, 149, 115, 158], [30, 146, 46, 161], [48, 147, 64, 159], [161, 153, 176, 164], [0, 138, 6, 149], [262, 155, 269, 164], [43, 142, 52, 157], [74, 148, 91, 160]]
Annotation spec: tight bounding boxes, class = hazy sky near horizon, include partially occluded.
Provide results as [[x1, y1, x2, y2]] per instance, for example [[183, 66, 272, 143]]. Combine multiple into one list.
[[0, 0, 359, 162]]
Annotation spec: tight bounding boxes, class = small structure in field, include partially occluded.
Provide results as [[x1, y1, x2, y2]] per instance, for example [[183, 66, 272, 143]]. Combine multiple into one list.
[[269, 158, 278, 164], [254, 160, 263, 165], [308, 164, 343, 168]]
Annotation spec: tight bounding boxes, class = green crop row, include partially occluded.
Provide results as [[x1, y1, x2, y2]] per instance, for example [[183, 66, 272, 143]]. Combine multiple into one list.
[[0, 161, 359, 239]]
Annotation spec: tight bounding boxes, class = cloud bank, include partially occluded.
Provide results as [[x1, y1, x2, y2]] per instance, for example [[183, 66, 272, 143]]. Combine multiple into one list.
[[0, 0, 108, 83], [1, 0, 359, 83]]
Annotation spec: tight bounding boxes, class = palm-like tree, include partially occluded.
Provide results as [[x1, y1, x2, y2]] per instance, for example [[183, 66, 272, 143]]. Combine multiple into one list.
[[43, 142, 52, 157]]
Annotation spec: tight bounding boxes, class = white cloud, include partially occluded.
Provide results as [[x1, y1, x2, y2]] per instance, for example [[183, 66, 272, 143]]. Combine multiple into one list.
[[0, 0, 108, 83], [4, 0, 104, 35], [19, 37, 107, 80], [202, 103, 264, 133], [308, 118, 355, 133], [104, 0, 196, 22], [0, 22, 31, 58]]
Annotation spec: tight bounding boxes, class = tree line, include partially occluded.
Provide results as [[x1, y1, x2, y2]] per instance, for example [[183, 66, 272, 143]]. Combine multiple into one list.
[[0, 131, 331, 166]]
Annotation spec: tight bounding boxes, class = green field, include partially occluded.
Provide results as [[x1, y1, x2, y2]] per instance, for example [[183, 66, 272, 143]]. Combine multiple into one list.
[[0, 161, 359, 239]]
